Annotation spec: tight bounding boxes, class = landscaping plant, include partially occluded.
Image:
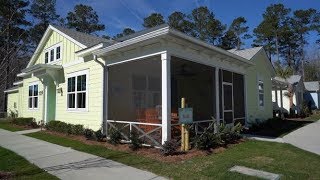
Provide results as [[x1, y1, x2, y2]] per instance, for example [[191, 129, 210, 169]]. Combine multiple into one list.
[[95, 129, 104, 142], [161, 140, 178, 156], [108, 128, 122, 145], [129, 131, 142, 151], [84, 128, 95, 140]]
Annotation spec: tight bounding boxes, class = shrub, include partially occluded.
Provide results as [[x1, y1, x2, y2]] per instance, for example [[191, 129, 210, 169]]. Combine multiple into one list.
[[161, 140, 178, 156], [219, 122, 243, 145], [84, 128, 95, 140], [12, 117, 38, 128], [194, 129, 222, 150], [129, 131, 142, 151], [72, 124, 84, 135], [95, 129, 104, 142], [108, 128, 122, 145]]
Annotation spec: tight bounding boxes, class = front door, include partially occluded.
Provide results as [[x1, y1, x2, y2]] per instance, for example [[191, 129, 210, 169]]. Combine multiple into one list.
[[46, 80, 56, 122], [223, 83, 233, 124]]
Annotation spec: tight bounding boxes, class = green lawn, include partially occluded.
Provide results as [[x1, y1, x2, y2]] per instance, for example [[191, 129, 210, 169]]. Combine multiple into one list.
[[303, 113, 320, 121], [27, 131, 320, 179], [0, 146, 57, 179], [0, 120, 25, 132]]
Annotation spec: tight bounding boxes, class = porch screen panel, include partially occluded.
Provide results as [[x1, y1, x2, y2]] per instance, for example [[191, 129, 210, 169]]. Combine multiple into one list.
[[233, 73, 245, 119], [108, 57, 162, 122]]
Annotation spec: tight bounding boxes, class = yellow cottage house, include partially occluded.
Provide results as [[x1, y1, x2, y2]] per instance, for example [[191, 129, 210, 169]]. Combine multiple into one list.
[[5, 24, 274, 146]]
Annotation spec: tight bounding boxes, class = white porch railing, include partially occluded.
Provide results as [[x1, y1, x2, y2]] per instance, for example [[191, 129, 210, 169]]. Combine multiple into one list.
[[106, 120, 162, 147], [107, 119, 217, 146]]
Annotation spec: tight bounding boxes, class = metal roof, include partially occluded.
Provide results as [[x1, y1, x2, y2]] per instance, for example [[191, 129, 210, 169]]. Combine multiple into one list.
[[304, 81, 319, 91], [228, 47, 263, 60]]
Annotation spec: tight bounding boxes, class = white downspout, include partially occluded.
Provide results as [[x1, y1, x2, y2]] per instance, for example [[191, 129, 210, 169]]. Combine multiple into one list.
[[93, 55, 108, 136]]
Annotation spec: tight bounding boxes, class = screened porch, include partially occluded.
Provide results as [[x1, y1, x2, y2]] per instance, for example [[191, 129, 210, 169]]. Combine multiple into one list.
[[106, 54, 246, 146]]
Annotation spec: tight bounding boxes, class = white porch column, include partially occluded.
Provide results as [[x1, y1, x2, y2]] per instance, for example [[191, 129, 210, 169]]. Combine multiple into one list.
[[280, 87, 283, 113], [161, 52, 171, 144], [43, 84, 48, 123], [215, 67, 220, 132], [275, 87, 278, 105]]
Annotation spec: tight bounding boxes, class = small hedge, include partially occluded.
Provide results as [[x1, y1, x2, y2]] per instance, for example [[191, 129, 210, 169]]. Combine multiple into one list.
[[11, 117, 38, 128], [46, 120, 84, 135]]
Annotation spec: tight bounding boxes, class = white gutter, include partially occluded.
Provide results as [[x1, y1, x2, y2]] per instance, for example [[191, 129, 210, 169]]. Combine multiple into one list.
[[76, 43, 106, 57], [94, 26, 170, 56], [93, 26, 253, 66], [13, 81, 23, 86], [4, 88, 18, 93]]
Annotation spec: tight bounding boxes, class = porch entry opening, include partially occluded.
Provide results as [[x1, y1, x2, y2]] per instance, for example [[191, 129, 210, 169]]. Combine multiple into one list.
[[219, 69, 245, 125]]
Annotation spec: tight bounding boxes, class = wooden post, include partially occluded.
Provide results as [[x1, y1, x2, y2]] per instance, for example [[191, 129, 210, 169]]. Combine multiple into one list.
[[181, 98, 185, 151], [180, 98, 189, 151]]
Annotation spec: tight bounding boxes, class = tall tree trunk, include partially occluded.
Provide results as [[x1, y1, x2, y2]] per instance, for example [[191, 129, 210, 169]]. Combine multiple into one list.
[[275, 32, 280, 62]]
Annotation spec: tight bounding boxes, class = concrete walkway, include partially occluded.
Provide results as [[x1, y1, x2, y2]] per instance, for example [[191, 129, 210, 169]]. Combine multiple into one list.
[[283, 120, 320, 155], [0, 129, 165, 180], [15, 128, 42, 135]]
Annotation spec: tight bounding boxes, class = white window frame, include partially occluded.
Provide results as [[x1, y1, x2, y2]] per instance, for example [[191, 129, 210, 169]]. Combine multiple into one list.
[[28, 82, 39, 110], [258, 78, 264, 108], [44, 42, 62, 64], [66, 69, 89, 112]]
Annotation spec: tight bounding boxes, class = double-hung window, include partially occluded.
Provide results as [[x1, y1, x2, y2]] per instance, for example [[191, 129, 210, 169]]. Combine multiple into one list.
[[45, 43, 62, 64], [28, 84, 38, 109], [67, 71, 88, 110], [258, 80, 264, 107]]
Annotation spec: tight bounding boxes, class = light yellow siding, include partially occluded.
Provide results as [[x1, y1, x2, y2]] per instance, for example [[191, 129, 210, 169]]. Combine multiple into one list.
[[7, 92, 19, 117], [21, 77, 43, 121], [246, 51, 273, 124], [55, 59, 103, 130], [34, 31, 82, 65], [19, 30, 103, 130]]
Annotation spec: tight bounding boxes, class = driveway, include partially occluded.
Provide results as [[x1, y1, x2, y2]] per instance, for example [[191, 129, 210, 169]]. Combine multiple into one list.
[[283, 120, 320, 155], [0, 129, 165, 180]]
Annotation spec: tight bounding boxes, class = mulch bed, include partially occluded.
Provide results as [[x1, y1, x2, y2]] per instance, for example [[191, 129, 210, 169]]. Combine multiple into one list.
[[0, 171, 14, 179], [41, 130, 243, 163]]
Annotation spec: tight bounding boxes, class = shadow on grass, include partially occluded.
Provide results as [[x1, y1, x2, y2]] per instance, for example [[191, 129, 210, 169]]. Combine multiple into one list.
[[243, 119, 311, 138]]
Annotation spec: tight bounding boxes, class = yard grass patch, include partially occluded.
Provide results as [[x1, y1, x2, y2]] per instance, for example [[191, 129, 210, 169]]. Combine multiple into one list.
[[0, 120, 25, 132], [0, 146, 57, 179], [27, 131, 320, 179]]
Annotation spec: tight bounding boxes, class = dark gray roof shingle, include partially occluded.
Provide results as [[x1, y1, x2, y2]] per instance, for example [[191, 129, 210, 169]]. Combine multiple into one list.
[[52, 25, 114, 47]]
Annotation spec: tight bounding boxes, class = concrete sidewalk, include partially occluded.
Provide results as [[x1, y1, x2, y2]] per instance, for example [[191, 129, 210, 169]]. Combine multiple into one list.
[[0, 129, 165, 180], [283, 120, 320, 155]]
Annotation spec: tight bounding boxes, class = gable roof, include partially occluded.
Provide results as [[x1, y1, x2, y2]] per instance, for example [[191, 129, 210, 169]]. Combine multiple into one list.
[[228, 47, 263, 60], [304, 81, 319, 91], [26, 25, 114, 68], [52, 25, 114, 47]]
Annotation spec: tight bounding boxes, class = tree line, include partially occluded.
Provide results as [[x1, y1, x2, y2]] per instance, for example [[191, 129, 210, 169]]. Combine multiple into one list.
[[0, 0, 320, 112]]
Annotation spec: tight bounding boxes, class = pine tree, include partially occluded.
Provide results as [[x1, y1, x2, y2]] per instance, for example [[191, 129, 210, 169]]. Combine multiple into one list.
[[66, 4, 105, 34], [29, 0, 60, 45], [143, 13, 165, 28]]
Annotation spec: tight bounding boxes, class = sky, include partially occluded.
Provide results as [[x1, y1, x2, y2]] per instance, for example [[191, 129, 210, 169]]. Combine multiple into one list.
[[55, 0, 320, 53]]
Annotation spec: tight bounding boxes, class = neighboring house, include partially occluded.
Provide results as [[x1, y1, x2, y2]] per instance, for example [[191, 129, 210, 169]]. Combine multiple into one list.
[[228, 47, 275, 124], [304, 81, 320, 109], [272, 75, 305, 115], [4, 24, 274, 146]]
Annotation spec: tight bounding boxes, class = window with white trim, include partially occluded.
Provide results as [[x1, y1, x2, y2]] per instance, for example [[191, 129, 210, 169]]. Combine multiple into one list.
[[28, 84, 38, 109], [44, 44, 62, 64], [67, 72, 87, 110], [258, 80, 264, 107]]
